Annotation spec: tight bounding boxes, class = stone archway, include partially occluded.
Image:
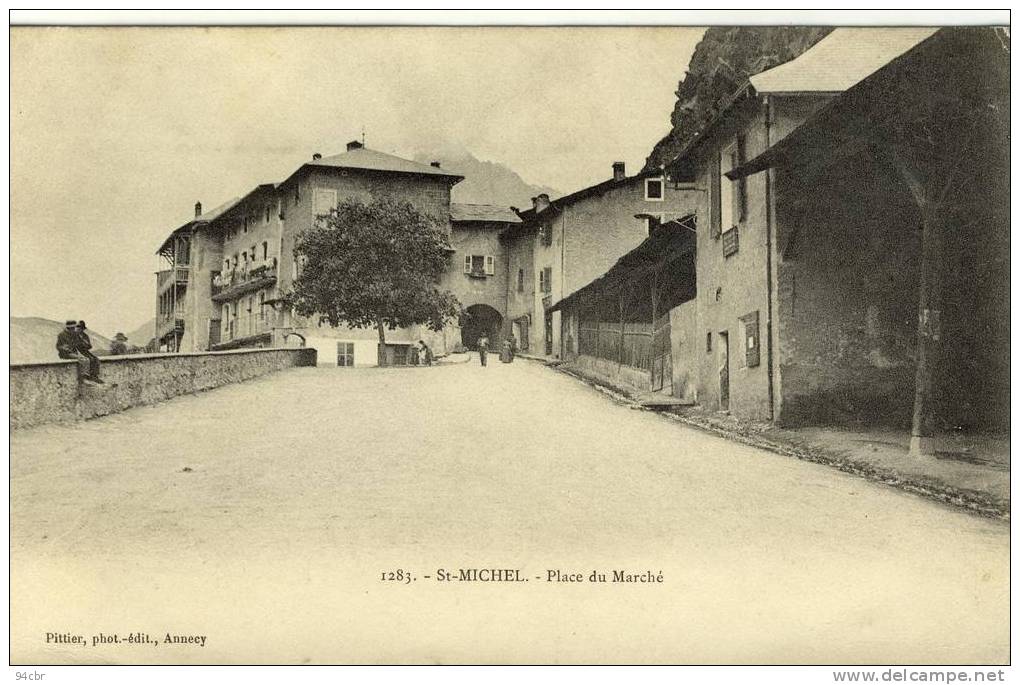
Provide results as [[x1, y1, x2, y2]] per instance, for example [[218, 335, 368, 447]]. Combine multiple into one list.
[[461, 304, 503, 351]]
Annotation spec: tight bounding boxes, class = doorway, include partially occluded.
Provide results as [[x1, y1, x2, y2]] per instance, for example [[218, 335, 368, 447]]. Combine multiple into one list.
[[544, 312, 554, 356], [718, 330, 730, 411], [461, 304, 503, 350]]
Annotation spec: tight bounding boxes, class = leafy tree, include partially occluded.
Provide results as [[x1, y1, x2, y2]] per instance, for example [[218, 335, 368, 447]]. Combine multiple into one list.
[[288, 198, 461, 353]]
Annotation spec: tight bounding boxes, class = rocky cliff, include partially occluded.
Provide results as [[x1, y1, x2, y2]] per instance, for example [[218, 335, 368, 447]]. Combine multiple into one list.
[[643, 26, 833, 171]]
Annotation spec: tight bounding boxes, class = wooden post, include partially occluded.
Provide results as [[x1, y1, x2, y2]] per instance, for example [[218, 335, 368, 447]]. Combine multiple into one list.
[[910, 204, 945, 456], [894, 155, 944, 457], [618, 291, 625, 369]]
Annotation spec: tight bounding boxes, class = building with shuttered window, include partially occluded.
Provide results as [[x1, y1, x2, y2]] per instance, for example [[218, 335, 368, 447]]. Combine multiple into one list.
[[154, 142, 517, 366], [501, 161, 700, 358]]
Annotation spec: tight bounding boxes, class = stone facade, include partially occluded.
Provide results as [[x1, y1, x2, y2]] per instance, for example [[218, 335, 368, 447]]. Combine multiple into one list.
[[506, 166, 700, 359]]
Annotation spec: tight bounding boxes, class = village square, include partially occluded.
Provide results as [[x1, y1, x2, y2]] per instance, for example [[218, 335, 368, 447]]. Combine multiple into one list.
[[9, 24, 1010, 666]]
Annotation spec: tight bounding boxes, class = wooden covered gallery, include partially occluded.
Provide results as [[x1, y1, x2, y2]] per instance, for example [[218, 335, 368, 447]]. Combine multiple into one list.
[[552, 217, 698, 398], [726, 27, 1009, 452]]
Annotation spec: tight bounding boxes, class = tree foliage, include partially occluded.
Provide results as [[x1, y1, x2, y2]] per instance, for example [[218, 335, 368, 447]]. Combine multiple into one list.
[[288, 198, 461, 342]]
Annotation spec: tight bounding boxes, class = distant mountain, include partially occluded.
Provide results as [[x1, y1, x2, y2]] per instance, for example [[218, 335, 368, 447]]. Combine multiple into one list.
[[10, 317, 116, 365], [412, 147, 559, 209], [123, 318, 156, 348]]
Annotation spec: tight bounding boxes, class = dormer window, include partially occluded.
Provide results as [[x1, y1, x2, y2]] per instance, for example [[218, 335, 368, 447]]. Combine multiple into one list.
[[645, 177, 664, 201]]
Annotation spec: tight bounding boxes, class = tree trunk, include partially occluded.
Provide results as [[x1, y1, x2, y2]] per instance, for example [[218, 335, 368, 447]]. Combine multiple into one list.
[[376, 317, 387, 367]]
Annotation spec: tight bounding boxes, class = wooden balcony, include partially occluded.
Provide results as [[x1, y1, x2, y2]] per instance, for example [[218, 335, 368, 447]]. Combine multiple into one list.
[[211, 258, 278, 302], [156, 310, 185, 339], [215, 311, 275, 348], [156, 267, 190, 295]]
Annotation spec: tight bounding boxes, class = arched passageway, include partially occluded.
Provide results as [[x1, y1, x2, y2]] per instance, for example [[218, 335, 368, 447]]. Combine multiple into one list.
[[461, 304, 503, 350]]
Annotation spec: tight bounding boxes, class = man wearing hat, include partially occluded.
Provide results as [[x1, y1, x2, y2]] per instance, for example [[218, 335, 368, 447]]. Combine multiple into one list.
[[55, 320, 78, 360], [74, 320, 102, 383], [111, 332, 129, 356], [55, 320, 98, 383]]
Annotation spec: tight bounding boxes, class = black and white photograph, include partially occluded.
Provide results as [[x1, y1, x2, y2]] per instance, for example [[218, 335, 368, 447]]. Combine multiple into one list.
[[7, 10, 1012, 679]]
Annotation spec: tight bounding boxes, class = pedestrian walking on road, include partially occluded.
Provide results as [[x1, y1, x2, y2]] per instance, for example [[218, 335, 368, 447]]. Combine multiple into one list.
[[477, 335, 489, 367]]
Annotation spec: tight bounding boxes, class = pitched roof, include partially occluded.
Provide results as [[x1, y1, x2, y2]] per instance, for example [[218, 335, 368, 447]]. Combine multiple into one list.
[[514, 170, 659, 224], [750, 27, 939, 94], [281, 146, 464, 187], [450, 203, 521, 224], [548, 219, 697, 313], [729, 28, 1006, 182], [196, 195, 244, 223]]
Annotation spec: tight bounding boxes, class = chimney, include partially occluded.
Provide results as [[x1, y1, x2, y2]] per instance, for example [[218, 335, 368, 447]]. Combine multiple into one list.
[[430, 161, 441, 168], [612, 162, 626, 182], [312, 152, 322, 160], [194, 201, 202, 218], [533, 193, 551, 213], [346, 140, 364, 152]]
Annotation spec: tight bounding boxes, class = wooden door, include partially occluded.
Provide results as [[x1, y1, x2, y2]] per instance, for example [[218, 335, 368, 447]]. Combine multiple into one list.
[[718, 331, 730, 411], [544, 312, 553, 356]]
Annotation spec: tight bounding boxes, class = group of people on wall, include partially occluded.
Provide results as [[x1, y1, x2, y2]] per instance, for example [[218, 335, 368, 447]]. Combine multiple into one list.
[[55, 320, 103, 384]]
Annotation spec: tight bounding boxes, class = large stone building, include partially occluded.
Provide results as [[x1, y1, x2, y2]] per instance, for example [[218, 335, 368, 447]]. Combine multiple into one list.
[[549, 27, 1009, 451], [501, 163, 700, 358], [154, 142, 519, 366]]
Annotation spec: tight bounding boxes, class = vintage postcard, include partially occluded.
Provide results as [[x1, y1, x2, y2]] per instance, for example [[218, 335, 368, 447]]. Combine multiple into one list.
[[8, 13, 1011, 673]]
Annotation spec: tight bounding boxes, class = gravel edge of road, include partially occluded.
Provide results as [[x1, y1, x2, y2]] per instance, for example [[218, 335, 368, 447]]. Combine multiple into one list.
[[546, 361, 1010, 523]]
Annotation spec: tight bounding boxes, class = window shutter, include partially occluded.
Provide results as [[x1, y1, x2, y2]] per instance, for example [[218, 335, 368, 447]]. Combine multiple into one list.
[[463, 255, 472, 273], [485, 255, 495, 275], [735, 135, 747, 221], [543, 267, 553, 294], [711, 155, 722, 238]]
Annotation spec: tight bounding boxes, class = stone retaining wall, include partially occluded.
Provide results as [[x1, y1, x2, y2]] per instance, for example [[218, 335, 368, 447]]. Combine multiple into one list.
[[10, 347, 317, 430]]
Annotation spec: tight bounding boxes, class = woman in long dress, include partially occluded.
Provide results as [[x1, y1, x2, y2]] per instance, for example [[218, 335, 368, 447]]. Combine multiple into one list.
[[499, 338, 514, 363]]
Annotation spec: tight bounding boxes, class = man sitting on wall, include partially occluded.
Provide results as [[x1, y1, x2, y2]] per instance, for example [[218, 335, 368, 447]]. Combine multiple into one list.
[[56, 319, 100, 384], [74, 320, 103, 384], [55, 320, 78, 361]]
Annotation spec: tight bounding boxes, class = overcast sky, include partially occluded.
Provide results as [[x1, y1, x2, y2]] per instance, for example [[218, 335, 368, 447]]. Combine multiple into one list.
[[10, 26, 704, 336]]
